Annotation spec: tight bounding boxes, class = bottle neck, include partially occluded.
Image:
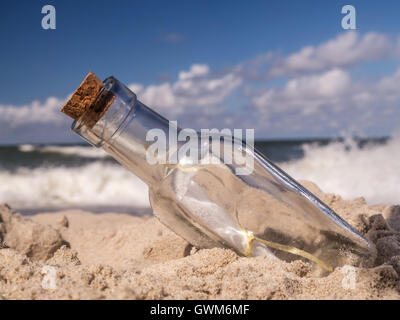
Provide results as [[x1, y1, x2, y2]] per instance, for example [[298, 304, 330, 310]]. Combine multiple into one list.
[[71, 77, 173, 186]]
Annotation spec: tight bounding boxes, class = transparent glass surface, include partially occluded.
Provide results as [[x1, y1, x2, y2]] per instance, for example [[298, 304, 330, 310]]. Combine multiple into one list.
[[71, 77, 376, 274]]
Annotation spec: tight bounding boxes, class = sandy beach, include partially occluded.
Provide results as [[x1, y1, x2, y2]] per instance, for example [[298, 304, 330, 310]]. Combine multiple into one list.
[[0, 180, 399, 300]]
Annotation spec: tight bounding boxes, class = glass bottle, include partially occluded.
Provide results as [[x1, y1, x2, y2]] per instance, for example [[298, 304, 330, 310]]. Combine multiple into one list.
[[62, 74, 376, 273]]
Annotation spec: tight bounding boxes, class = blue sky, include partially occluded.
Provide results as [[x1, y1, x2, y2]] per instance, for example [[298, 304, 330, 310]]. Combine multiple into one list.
[[1, 0, 400, 143]]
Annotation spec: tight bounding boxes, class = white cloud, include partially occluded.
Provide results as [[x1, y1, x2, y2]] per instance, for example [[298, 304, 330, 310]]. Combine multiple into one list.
[[2, 32, 400, 143], [178, 64, 209, 80], [268, 32, 391, 77], [249, 65, 400, 136], [253, 69, 352, 115], [0, 96, 66, 127], [129, 64, 242, 115], [376, 68, 400, 100]]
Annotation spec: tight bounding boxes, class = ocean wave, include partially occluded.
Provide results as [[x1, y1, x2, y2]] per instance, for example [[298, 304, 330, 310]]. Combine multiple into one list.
[[5, 137, 400, 210], [280, 135, 400, 205], [18, 144, 109, 158], [0, 162, 149, 209], [18, 144, 36, 152]]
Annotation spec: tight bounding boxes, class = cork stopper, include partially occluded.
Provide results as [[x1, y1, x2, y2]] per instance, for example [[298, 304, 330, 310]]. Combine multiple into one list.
[[61, 72, 115, 128]]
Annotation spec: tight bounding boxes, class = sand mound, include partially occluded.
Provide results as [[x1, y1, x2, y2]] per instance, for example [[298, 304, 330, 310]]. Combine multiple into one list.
[[1, 182, 400, 299]]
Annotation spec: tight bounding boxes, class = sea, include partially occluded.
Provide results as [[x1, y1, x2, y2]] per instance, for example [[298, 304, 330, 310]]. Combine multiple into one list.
[[0, 136, 399, 215]]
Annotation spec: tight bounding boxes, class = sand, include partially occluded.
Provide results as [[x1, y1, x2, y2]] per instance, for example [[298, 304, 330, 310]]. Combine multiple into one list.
[[1, 180, 400, 300]]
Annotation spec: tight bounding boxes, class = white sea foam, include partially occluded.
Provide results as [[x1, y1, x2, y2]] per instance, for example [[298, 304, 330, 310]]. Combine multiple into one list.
[[5, 136, 400, 209], [18, 145, 109, 158], [280, 135, 400, 205], [0, 162, 149, 209], [18, 144, 35, 152]]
